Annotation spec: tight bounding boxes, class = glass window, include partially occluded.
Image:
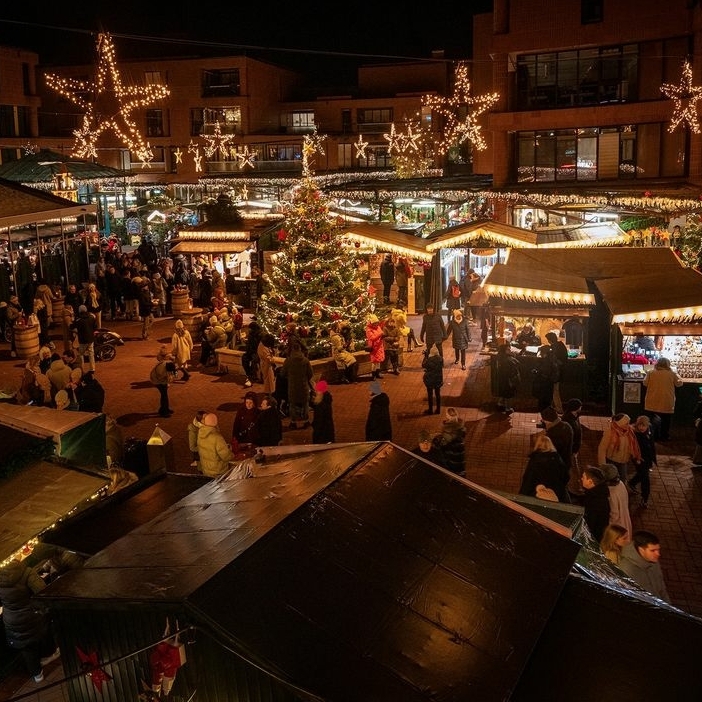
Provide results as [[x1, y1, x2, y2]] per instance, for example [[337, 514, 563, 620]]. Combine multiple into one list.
[[144, 71, 163, 85], [16, 106, 31, 137], [202, 69, 240, 97], [146, 109, 168, 137], [0, 105, 14, 137], [287, 111, 315, 130]]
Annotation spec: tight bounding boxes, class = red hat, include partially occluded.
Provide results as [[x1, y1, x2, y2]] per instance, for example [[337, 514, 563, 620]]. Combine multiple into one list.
[[315, 380, 328, 393]]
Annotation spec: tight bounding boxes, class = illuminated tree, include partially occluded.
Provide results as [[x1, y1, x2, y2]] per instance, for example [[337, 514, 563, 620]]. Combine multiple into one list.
[[256, 134, 374, 358]]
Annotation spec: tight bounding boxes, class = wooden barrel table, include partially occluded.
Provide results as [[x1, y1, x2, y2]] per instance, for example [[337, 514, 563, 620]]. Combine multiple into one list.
[[171, 290, 191, 318], [14, 325, 40, 359], [181, 309, 204, 342]]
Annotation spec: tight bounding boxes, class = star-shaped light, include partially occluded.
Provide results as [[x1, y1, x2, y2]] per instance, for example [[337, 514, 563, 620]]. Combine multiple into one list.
[[354, 134, 369, 160], [187, 139, 198, 155], [423, 61, 499, 153], [240, 184, 249, 200], [660, 59, 702, 133], [73, 116, 98, 158], [173, 147, 183, 164], [236, 145, 256, 169], [202, 121, 233, 159], [193, 147, 203, 172], [45, 33, 169, 162], [383, 123, 405, 155], [301, 128, 325, 178]]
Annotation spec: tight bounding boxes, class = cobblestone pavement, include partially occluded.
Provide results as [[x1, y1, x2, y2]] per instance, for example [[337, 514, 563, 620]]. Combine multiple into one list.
[[2, 313, 701, 699]]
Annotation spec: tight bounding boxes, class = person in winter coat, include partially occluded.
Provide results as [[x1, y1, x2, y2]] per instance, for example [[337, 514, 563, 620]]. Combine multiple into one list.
[[382, 316, 402, 375], [330, 321, 357, 384], [519, 433, 570, 502], [232, 391, 260, 446], [597, 413, 641, 483], [257, 333, 277, 395], [46, 355, 72, 399], [137, 279, 155, 340], [188, 409, 208, 468], [601, 463, 632, 541], [281, 342, 313, 429], [365, 314, 386, 379], [242, 318, 262, 387], [390, 301, 422, 352], [444, 275, 463, 325], [630, 414, 657, 508], [494, 343, 521, 415], [71, 305, 97, 372], [394, 259, 409, 305], [531, 344, 558, 412], [365, 380, 392, 441], [446, 309, 471, 370], [432, 407, 466, 475], [150, 272, 167, 317], [85, 282, 102, 329], [419, 303, 446, 358], [74, 370, 105, 413], [0, 557, 57, 683], [411, 429, 447, 467], [254, 394, 283, 447], [619, 530, 670, 603], [580, 465, 611, 542], [422, 345, 443, 415], [379, 254, 395, 304], [643, 356, 683, 441], [64, 284, 84, 317], [311, 380, 335, 444], [171, 319, 193, 381], [202, 315, 228, 374], [197, 412, 235, 477], [33, 279, 54, 324], [150, 356, 175, 417]]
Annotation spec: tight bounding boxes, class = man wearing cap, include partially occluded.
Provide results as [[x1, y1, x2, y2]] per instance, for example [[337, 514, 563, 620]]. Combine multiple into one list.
[[70, 305, 97, 372], [365, 380, 392, 441]]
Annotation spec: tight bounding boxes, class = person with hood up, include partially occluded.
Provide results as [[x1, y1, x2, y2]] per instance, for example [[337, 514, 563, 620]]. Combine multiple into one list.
[[197, 412, 235, 478], [46, 354, 72, 399], [601, 462, 632, 541], [432, 406, 466, 475], [188, 409, 208, 468], [365, 380, 392, 441], [597, 413, 641, 483], [311, 380, 335, 444], [365, 314, 386, 380], [171, 319, 193, 381], [422, 345, 443, 415], [0, 556, 59, 683]]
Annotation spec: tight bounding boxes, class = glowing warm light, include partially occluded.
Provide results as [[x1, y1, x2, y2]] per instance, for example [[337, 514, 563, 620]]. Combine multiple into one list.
[[202, 121, 233, 159], [660, 60, 702, 134], [236, 145, 257, 170], [485, 283, 595, 305], [45, 33, 170, 162], [173, 147, 183, 164], [301, 129, 326, 179], [423, 62, 499, 153], [354, 134, 369, 160]]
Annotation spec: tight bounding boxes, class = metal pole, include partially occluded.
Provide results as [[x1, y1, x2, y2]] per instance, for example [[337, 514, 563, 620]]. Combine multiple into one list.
[[61, 219, 69, 286]]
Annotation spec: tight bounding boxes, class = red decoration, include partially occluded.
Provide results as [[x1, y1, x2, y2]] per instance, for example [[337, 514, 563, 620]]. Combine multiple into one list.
[[331, 311, 341, 320], [76, 646, 112, 692], [277, 229, 287, 241], [303, 271, 312, 281], [323, 271, 330, 281], [354, 242, 361, 248], [368, 284, 376, 296], [299, 326, 310, 337], [644, 190, 652, 198], [321, 233, 329, 242], [149, 641, 186, 695], [277, 295, 285, 305]]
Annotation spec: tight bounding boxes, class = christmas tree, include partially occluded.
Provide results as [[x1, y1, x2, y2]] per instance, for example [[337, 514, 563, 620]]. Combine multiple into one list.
[[257, 133, 374, 358]]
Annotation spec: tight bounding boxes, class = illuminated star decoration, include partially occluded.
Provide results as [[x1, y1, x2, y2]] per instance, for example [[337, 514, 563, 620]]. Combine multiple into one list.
[[240, 184, 249, 200], [22, 142, 38, 155], [422, 61, 499, 153], [385, 119, 429, 178], [660, 59, 702, 134], [173, 148, 183, 164], [202, 121, 233, 159], [45, 32, 170, 162], [192, 147, 203, 172], [383, 123, 404, 155], [354, 134, 369, 160], [301, 128, 325, 179], [187, 139, 198, 155], [76, 646, 112, 693], [236, 145, 257, 170]]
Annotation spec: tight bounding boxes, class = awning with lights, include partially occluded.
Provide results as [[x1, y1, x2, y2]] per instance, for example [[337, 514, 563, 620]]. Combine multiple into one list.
[[425, 218, 538, 251], [341, 222, 434, 261], [170, 240, 251, 254]]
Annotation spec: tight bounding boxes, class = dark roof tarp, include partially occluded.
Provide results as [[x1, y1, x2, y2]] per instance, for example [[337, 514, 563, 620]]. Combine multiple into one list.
[[37, 443, 702, 700], [0, 149, 126, 184]]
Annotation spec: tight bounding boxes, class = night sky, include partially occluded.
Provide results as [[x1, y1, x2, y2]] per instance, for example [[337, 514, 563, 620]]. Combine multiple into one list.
[[0, 2, 493, 80]]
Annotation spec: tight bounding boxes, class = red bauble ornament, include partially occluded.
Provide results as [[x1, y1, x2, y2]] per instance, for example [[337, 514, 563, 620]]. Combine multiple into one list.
[[331, 311, 341, 320], [277, 229, 287, 241], [354, 242, 361, 248], [303, 271, 312, 281], [321, 233, 329, 242], [278, 296, 285, 305], [300, 326, 310, 337]]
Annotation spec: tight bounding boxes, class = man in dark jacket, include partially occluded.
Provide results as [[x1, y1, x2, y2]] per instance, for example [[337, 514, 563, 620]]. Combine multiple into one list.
[[542, 406, 573, 485], [432, 407, 466, 475], [379, 254, 395, 304], [75, 370, 106, 413], [365, 380, 392, 441], [419, 304, 447, 358], [71, 305, 97, 372], [580, 465, 610, 541]]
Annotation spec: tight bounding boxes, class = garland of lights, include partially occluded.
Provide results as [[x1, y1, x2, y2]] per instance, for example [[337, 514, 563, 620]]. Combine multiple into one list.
[[45, 33, 170, 163], [660, 59, 702, 134]]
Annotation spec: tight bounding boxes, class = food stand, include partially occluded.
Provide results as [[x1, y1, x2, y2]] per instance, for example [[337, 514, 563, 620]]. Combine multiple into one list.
[[482, 252, 594, 406], [596, 266, 702, 418]]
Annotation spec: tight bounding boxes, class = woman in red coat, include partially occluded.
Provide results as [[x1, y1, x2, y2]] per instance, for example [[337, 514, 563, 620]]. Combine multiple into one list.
[[365, 314, 385, 379]]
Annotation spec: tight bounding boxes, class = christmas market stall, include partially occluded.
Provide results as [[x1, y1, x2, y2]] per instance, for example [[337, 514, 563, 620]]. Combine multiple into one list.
[[595, 252, 702, 417], [35, 442, 702, 701], [482, 248, 595, 406]]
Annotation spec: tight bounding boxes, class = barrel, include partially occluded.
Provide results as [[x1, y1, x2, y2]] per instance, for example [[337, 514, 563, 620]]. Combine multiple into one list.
[[51, 297, 64, 325], [181, 310, 204, 342], [14, 325, 40, 359], [171, 290, 191, 319]]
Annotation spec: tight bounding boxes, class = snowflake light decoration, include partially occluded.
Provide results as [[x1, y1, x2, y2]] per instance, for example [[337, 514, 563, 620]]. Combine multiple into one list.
[[660, 59, 702, 134], [45, 33, 169, 162], [422, 61, 499, 153]]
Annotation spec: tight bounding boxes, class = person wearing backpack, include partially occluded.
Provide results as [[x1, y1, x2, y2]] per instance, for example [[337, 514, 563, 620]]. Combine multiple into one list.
[[445, 275, 463, 325]]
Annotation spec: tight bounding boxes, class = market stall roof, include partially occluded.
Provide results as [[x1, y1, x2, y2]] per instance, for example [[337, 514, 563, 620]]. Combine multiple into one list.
[[38, 442, 702, 700], [341, 222, 434, 261], [0, 178, 96, 229], [170, 219, 271, 254], [596, 267, 702, 324], [0, 149, 128, 186], [425, 219, 538, 251], [535, 221, 627, 247]]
